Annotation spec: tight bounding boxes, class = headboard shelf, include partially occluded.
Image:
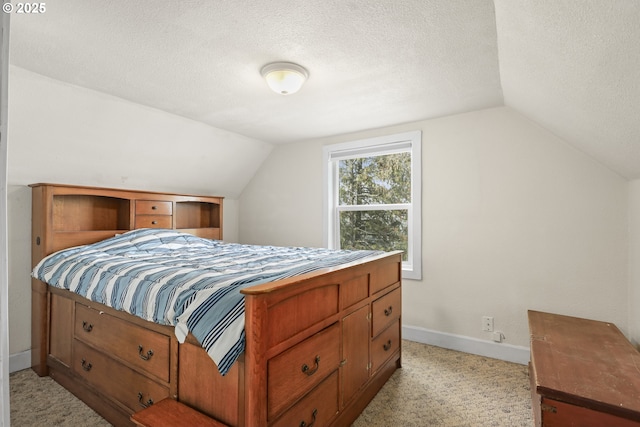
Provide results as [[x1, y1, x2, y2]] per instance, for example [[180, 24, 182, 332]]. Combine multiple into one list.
[[176, 201, 221, 229], [53, 194, 131, 231], [31, 183, 224, 260]]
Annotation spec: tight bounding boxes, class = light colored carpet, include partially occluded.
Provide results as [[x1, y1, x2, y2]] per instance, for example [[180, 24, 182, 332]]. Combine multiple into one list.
[[10, 340, 532, 426], [353, 341, 532, 427]]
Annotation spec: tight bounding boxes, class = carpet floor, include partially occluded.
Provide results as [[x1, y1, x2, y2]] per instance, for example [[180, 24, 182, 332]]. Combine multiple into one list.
[[10, 340, 533, 426]]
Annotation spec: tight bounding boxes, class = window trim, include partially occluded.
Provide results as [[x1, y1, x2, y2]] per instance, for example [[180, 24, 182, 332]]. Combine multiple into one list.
[[323, 131, 422, 280]]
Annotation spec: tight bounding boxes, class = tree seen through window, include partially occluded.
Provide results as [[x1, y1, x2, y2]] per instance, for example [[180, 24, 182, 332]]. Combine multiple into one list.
[[338, 152, 410, 260]]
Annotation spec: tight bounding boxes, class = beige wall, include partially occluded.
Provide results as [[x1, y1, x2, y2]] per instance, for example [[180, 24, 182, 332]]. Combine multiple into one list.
[[6, 67, 272, 356], [630, 179, 640, 346], [240, 106, 629, 349]]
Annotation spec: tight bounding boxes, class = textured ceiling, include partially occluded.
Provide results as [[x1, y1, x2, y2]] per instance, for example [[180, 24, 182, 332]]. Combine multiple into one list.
[[9, 0, 640, 179]]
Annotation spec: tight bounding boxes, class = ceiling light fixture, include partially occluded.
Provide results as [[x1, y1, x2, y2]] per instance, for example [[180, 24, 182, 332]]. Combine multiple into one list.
[[260, 62, 309, 95]]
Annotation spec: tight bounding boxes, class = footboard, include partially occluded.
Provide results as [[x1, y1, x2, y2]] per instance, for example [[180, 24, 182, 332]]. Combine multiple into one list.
[[240, 251, 402, 427], [165, 250, 403, 427]]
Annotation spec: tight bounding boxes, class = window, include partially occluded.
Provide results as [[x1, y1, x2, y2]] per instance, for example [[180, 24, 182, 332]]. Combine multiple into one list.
[[323, 131, 422, 280]]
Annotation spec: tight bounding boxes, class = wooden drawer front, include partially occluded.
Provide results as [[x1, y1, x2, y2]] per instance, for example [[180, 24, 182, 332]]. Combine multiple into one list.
[[271, 370, 339, 427], [75, 304, 171, 382], [73, 341, 169, 413], [371, 286, 401, 337], [370, 257, 400, 294], [371, 320, 400, 374], [267, 284, 339, 347], [135, 201, 172, 216], [135, 215, 173, 229], [340, 274, 369, 310], [268, 323, 340, 420]]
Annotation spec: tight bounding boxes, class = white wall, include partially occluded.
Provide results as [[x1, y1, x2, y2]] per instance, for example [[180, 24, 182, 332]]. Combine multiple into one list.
[[240, 107, 629, 352], [7, 66, 272, 360], [240, 141, 324, 247], [0, 11, 10, 426], [630, 179, 640, 346]]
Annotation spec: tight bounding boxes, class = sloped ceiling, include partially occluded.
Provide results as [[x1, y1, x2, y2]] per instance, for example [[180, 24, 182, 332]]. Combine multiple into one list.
[[495, 0, 640, 179], [9, 0, 640, 179]]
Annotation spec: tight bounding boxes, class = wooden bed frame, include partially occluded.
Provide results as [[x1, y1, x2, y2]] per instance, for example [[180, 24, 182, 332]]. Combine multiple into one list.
[[30, 183, 403, 427]]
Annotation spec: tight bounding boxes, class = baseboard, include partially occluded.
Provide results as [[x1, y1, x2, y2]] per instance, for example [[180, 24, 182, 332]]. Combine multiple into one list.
[[402, 325, 530, 365], [9, 350, 31, 373], [10, 328, 529, 375]]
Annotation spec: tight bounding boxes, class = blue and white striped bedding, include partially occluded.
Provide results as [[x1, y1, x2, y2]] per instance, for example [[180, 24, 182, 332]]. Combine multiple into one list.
[[32, 228, 382, 375]]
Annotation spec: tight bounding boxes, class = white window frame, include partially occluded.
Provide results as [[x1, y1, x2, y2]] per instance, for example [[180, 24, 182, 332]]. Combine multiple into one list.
[[323, 131, 422, 280]]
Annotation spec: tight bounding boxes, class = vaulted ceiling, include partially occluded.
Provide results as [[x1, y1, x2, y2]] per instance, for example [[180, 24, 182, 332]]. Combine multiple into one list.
[[9, 0, 640, 178]]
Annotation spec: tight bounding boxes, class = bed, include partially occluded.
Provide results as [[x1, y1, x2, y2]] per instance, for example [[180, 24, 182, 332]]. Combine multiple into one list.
[[30, 183, 403, 427]]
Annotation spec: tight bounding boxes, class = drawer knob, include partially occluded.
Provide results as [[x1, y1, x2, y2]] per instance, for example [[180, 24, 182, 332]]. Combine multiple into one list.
[[81, 358, 92, 372], [383, 339, 392, 351], [299, 408, 317, 427], [138, 345, 154, 361], [151, 206, 158, 210], [138, 392, 154, 409], [301, 355, 320, 376], [151, 221, 158, 225], [82, 321, 93, 332], [384, 306, 393, 316]]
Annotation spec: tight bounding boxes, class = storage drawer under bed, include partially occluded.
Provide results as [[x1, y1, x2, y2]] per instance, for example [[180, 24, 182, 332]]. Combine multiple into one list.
[[73, 340, 170, 414], [74, 303, 171, 382], [267, 323, 341, 420], [371, 286, 401, 337], [371, 319, 400, 374], [270, 370, 339, 427]]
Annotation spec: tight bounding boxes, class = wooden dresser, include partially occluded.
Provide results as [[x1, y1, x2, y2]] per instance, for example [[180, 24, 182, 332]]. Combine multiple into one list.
[[528, 310, 640, 427]]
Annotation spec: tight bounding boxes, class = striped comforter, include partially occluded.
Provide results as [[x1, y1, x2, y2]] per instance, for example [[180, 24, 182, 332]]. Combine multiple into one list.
[[32, 228, 382, 375]]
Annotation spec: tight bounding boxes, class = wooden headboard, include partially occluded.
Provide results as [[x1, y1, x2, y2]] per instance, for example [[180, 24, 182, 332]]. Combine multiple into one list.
[[31, 183, 223, 263], [30, 183, 224, 375]]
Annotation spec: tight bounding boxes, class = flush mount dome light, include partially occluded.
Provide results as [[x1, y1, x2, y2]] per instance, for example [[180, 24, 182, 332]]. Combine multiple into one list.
[[260, 62, 309, 95]]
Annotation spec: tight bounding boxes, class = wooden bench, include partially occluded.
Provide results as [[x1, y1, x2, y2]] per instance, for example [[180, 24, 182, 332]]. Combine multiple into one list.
[[528, 310, 640, 427], [131, 399, 228, 427]]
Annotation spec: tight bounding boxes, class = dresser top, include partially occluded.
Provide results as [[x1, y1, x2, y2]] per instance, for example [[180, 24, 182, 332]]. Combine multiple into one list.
[[528, 310, 640, 420]]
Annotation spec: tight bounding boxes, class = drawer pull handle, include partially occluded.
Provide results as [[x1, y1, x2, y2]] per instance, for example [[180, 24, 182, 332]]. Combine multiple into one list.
[[384, 306, 393, 316], [151, 221, 158, 225], [299, 408, 317, 427], [82, 321, 93, 332], [151, 206, 157, 210], [138, 392, 154, 409], [81, 358, 92, 372], [301, 355, 320, 376], [383, 340, 392, 351], [138, 345, 154, 361]]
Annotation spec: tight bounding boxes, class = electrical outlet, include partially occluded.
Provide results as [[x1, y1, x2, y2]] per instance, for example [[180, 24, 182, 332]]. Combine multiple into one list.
[[482, 316, 494, 332]]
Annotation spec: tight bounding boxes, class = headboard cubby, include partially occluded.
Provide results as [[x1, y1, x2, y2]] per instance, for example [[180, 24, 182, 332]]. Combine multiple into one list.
[[31, 183, 223, 261]]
